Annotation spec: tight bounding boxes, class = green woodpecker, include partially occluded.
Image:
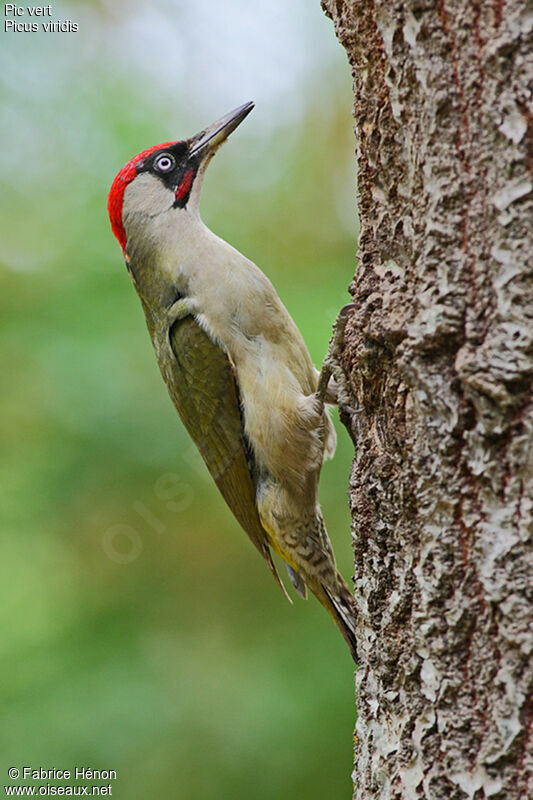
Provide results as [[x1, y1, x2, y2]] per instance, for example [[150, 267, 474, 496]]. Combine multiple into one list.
[[108, 102, 357, 660]]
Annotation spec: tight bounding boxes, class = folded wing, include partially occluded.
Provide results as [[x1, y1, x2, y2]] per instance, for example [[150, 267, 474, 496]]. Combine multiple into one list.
[[167, 314, 289, 598]]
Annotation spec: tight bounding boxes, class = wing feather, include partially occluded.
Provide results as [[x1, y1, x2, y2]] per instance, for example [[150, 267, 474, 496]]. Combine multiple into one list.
[[166, 314, 289, 599]]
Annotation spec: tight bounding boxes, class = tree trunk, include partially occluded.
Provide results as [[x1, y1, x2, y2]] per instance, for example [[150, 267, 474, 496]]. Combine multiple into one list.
[[321, 1, 533, 798]]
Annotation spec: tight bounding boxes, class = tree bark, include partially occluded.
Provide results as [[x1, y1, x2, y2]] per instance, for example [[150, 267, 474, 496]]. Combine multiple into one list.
[[322, 1, 533, 798]]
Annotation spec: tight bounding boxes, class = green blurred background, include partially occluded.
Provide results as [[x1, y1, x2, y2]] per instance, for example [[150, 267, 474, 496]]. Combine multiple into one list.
[[1, 1, 358, 797]]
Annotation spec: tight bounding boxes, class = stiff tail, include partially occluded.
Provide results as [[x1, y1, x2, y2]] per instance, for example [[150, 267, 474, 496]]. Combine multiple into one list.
[[264, 548, 293, 604], [322, 583, 358, 663]]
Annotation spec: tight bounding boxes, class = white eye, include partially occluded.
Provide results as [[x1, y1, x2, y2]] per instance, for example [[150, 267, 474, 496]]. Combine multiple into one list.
[[155, 154, 175, 172]]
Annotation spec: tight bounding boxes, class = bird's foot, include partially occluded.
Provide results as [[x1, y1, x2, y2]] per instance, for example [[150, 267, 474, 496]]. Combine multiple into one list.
[[316, 303, 356, 407]]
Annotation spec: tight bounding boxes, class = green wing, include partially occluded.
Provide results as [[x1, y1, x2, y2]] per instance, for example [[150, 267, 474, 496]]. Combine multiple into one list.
[[166, 315, 288, 598]]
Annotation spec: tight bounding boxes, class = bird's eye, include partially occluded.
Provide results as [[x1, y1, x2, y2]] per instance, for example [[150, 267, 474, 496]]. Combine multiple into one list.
[[154, 154, 175, 172]]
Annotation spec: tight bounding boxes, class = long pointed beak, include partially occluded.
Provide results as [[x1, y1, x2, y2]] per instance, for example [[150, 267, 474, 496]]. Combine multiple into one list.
[[189, 101, 254, 158]]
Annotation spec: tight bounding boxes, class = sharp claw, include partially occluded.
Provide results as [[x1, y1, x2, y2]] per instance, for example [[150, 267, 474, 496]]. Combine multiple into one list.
[[317, 303, 357, 406], [339, 302, 357, 317]]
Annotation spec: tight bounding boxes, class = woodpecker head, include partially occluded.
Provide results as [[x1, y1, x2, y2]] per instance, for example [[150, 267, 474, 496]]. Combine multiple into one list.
[[108, 101, 254, 256]]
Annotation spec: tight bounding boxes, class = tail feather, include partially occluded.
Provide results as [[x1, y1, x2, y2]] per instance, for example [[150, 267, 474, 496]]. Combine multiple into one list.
[[286, 564, 308, 599], [322, 584, 358, 663], [264, 548, 293, 604]]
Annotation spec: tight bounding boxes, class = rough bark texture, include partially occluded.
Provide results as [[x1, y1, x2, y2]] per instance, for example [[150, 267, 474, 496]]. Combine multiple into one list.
[[322, 1, 533, 798]]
